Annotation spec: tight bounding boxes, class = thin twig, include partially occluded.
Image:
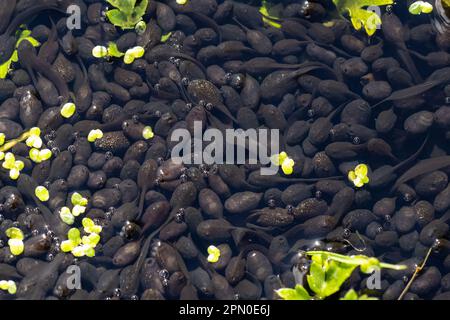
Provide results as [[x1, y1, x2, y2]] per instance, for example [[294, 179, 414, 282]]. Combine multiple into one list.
[[398, 247, 433, 300]]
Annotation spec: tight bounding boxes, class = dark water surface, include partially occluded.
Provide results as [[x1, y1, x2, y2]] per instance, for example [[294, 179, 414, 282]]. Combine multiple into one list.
[[0, 0, 449, 301]]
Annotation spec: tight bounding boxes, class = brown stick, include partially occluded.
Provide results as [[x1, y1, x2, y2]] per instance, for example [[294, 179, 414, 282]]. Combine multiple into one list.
[[398, 247, 433, 300]]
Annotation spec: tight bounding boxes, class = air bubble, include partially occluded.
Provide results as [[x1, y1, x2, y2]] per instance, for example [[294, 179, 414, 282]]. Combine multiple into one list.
[[68, 145, 76, 154], [286, 205, 294, 214], [159, 269, 169, 279], [343, 228, 351, 238]]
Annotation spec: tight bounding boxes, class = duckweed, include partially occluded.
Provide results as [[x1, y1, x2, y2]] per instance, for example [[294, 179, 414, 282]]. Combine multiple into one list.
[[5, 227, 24, 256], [25, 127, 42, 149], [29, 148, 52, 163], [87, 129, 104, 142], [71, 192, 88, 206], [271, 152, 295, 175], [409, 1, 434, 14], [207, 245, 221, 263], [92, 45, 108, 58], [0, 280, 17, 294], [82, 218, 102, 234], [348, 164, 370, 188], [60, 102, 76, 118], [35, 186, 49, 202], [124, 46, 145, 64], [60, 207, 75, 225], [142, 126, 155, 140], [2, 152, 25, 180]]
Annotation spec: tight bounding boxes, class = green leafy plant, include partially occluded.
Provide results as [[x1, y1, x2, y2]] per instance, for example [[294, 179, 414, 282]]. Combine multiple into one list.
[[0, 29, 40, 79], [276, 251, 406, 300], [340, 289, 378, 300], [332, 0, 394, 36], [106, 0, 149, 30]]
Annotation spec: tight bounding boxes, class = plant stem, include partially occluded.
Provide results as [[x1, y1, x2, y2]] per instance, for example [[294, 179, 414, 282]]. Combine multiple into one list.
[[0, 131, 32, 153], [397, 247, 433, 300]]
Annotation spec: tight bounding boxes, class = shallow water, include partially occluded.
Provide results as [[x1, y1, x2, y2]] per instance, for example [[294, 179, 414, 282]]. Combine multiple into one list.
[[0, 0, 449, 301]]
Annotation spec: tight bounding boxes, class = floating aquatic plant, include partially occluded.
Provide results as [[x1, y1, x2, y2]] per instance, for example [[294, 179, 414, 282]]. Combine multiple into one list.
[[88, 129, 104, 143], [35, 186, 50, 202], [124, 46, 145, 64], [0, 28, 40, 79], [5, 227, 24, 256], [348, 164, 370, 188], [207, 245, 221, 263], [142, 126, 155, 140], [82, 217, 102, 234], [2, 152, 25, 180], [60, 102, 76, 119], [0, 127, 51, 176], [105, 0, 149, 30], [135, 20, 147, 34], [409, 1, 434, 15], [59, 193, 88, 225], [332, 0, 394, 36], [29, 148, 52, 164], [0, 280, 17, 294], [271, 151, 295, 175], [60, 218, 102, 258], [276, 251, 406, 300], [25, 127, 43, 149], [72, 192, 88, 207]]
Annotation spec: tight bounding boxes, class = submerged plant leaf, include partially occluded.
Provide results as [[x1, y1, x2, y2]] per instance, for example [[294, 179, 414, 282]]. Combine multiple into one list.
[[259, 0, 282, 29], [108, 42, 125, 58], [106, 0, 148, 29], [276, 285, 312, 300], [332, 0, 394, 36], [0, 29, 40, 79], [341, 289, 379, 300], [161, 32, 173, 43], [307, 254, 358, 299]]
